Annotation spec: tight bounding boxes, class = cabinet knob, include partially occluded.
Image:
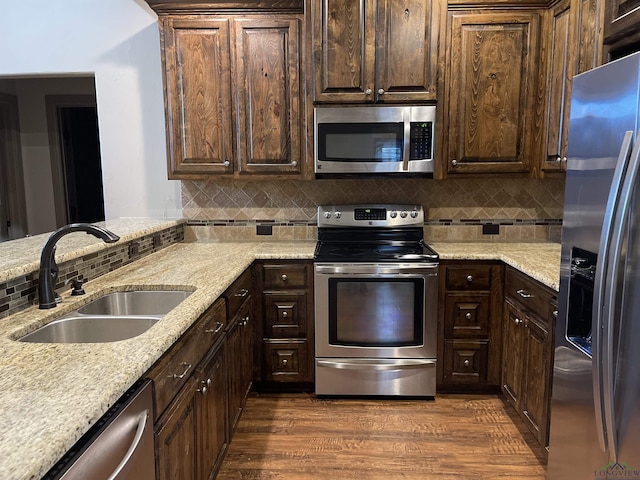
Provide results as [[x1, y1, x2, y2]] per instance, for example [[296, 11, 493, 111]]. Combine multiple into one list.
[[465, 312, 472, 320], [463, 359, 470, 367], [291, 160, 298, 167], [282, 359, 288, 366], [282, 311, 288, 318], [377, 88, 385, 95], [223, 160, 230, 167], [452, 159, 458, 167], [466, 275, 473, 283], [242, 316, 249, 327], [198, 385, 208, 396], [365, 88, 372, 95], [281, 274, 288, 282], [514, 317, 522, 325]]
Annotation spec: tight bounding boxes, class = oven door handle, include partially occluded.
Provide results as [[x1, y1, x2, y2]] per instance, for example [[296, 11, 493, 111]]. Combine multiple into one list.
[[316, 359, 436, 371]]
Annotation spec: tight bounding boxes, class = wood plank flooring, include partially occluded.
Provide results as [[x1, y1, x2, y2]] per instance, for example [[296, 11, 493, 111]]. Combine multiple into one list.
[[217, 393, 547, 480]]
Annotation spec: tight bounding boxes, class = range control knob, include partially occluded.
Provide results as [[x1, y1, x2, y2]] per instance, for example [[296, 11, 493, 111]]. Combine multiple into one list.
[[323, 211, 331, 219], [410, 210, 418, 218], [390, 211, 397, 219], [400, 211, 408, 218], [334, 211, 342, 219]]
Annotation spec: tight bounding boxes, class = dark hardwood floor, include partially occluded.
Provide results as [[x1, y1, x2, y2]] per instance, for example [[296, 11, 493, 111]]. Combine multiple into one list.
[[217, 393, 547, 479]]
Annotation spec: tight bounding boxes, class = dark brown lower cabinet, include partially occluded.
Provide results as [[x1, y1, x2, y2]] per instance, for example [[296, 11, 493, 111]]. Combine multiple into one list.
[[226, 301, 253, 436]]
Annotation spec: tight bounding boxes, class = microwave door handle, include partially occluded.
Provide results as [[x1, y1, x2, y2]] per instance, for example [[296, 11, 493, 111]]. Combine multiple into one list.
[[402, 107, 411, 171]]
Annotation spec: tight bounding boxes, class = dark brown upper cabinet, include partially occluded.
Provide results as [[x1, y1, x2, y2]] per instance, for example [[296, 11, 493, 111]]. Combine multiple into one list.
[[604, 0, 640, 46], [443, 10, 544, 176], [156, 11, 306, 179], [310, 0, 445, 103]]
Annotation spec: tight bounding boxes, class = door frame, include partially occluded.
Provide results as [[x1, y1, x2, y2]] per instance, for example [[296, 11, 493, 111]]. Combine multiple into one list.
[[0, 92, 28, 239], [45, 94, 98, 226]]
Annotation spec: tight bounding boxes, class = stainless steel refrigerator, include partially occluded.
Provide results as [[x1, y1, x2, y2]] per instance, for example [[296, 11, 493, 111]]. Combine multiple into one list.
[[547, 52, 640, 478]]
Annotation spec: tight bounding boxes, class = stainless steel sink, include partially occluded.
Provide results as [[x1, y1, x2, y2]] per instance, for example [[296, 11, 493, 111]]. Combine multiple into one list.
[[19, 315, 161, 343], [77, 290, 192, 316], [18, 289, 192, 343]]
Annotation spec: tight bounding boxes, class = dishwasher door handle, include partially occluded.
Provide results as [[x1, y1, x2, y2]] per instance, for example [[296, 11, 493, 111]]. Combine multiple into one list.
[[107, 409, 149, 480]]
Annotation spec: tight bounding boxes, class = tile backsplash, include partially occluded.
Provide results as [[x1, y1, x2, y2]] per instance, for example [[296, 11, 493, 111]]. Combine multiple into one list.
[[182, 177, 565, 242]]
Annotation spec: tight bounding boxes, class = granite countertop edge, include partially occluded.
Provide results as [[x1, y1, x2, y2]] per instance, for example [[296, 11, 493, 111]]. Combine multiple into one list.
[[0, 240, 560, 480]]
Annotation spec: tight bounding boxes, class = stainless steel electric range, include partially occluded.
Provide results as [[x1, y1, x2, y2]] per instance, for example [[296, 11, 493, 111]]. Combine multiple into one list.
[[314, 204, 439, 397]]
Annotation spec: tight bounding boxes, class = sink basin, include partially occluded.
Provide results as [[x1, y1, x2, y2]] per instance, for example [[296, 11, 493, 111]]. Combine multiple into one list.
[[18, 289, 192, 343], [19, 315, 160, 343], [77, 290, 192, 316]]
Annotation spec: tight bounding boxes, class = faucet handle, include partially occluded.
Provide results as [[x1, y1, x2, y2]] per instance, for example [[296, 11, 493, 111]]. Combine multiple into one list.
[[68, 278, 85, 296]]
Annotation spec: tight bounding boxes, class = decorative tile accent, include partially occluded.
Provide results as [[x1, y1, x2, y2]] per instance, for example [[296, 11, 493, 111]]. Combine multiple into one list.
[[0, 225, 184, 320]]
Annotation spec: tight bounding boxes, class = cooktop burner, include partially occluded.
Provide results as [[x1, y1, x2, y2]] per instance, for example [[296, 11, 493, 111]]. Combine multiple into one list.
[[373, 245, 423, 256], [328, 247, 367, 257]]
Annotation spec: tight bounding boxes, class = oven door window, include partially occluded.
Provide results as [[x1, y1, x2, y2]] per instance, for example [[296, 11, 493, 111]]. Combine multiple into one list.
[[317, 123, 403, 162], [328, 278, 423, 347]]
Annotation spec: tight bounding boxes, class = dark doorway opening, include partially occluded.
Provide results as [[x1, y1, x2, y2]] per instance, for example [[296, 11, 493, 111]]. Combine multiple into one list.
[[59, 106, 105, 223]]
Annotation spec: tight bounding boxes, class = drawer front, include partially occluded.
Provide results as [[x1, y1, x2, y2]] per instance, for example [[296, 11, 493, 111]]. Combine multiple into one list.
[[225, 268, 252, 320], [264, 340, 311, 382], [148, 298, 226, 418], [264, 292, 308, 338], [444, 293, 490, 339], [505, 267, 554, 321], [442, 340, 488, 385], [263, 263, 308, 289], [445, 265, 492, 291]]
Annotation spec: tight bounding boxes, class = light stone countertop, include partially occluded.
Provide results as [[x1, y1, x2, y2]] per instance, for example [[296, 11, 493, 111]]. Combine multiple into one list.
[[430, 242, 561, 290], [0, 239, 560, 480], [0, 218, 185, 283]]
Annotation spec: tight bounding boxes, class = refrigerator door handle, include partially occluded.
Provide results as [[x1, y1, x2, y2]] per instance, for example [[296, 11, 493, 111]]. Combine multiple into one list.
[[593, 130, 635, 458]]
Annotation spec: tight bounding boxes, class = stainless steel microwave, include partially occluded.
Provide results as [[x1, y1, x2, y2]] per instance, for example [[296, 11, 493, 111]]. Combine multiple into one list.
[[314, 105, 435, 177]]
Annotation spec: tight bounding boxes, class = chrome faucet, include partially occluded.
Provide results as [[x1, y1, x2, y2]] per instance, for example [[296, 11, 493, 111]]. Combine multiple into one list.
[[38, 223, 120, 309]]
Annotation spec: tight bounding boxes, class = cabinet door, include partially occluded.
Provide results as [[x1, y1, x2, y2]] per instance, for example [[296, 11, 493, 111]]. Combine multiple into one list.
[[502, 302, 525, 408], [234, 17, 303, 175], [196, 341, 228, 480], [375, 0, 441, 102], [312, 0, 376, 102], [542, 0, 572, 174], [522, 317, 550, 446], [446, 11, 542, 175], [226, 317, 243, 436], [156, 377, 198, 480], [263, 292, 308, 338], [161, 17, 234, 177], [604, 0, 640, 43]]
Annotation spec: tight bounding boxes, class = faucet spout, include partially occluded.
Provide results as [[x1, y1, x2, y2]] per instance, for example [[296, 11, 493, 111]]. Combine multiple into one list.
[[38, 223, 120, 309]]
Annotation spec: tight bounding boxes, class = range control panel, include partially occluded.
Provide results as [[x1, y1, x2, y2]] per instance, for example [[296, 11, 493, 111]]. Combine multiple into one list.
[[318, 204, 424, 227]]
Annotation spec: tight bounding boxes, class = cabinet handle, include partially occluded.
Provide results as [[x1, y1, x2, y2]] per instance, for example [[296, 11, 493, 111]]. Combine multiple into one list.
[[365, 88, 372, 95], [463, 359, 470, 367], [516, 289, 534, 299], [466, 275, 473, 282], [452, 159, 458, 167], [291, 160, 298, 167], [281, 274, 288, 282], [223, 160, 230, 167], [170, 362, 192, 380], [377, 88, 385, 95], [205, 322, 224, 334], [465, 312, 472, 320], [553, 310, 559, 319], [234, 288, 249, 298]]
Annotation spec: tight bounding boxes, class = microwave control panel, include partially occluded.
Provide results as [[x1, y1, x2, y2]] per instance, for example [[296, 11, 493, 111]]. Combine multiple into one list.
[[409, 122, 433, 160]]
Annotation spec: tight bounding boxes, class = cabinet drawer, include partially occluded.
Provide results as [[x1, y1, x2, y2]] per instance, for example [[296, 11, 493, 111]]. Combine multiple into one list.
[[263, 263, 308, 289], [225, 268, 252, 320], [445, 265, 492, 291], [263, 292, 308, 338], [505, 267, 554, 322], [444, 293, 490, 339], [264, 340, 311, 382], [147, 297, 226, 419], [442, 340, 488, 385]]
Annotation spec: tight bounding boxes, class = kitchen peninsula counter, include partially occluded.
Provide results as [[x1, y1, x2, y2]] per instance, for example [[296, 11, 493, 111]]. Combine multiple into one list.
[[0, 238, 560, 479]]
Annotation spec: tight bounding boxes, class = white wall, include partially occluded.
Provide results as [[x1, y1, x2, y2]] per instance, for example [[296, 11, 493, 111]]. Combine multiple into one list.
[[0, 0, 181, 221]]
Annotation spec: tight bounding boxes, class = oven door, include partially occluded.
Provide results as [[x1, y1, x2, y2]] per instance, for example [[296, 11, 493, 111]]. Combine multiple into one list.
[[314, 263, 438, 359]]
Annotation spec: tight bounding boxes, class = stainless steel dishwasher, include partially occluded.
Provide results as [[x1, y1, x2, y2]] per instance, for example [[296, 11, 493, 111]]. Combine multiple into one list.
[[43, 379, 155, 480]]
